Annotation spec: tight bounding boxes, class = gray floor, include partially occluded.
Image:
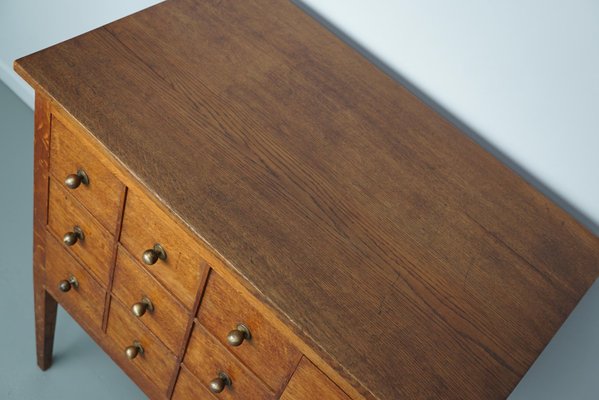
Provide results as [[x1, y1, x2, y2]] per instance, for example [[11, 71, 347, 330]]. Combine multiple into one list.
[[0, 80, 146, 399], [510, 280, 599, 400], [2, 80, 599, 399]]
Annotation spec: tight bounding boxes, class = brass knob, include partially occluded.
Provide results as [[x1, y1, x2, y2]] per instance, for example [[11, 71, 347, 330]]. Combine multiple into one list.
[[64, 169, 89, 189], [227, 323, 251, 347], [63, 226, 85, 246], [131, 297, 154, 317], [142, 244, 167, 265], [125, 341, 144, 360], [58, 275, 79, 292], [209, 372, 232, 394]]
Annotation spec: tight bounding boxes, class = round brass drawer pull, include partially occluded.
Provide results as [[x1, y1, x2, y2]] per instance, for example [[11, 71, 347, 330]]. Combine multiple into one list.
[[209, 372, 232, 394], [142, 244, 167, 265], [63, 226, 85, 246], [58, 275, 79, 292], [226, 323, 251, 347], [125, 341, 144, 360], [64, 169, 89, 189], [131, 297, 154, 317]]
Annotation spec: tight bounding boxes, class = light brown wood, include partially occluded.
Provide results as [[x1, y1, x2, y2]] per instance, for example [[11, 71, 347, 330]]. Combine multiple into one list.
[[171, 365, 218, 400], [45, 232, 106, 331], [33, 92, 57, 371], [44, 228, 166, 398], [198, 271, 302, 394], [120, 187, 206, 310], [47, 178, 114, 286], [28, 88, 186, 400], [101, 185, 128, 332], [112, 244, 190, 353], [183, 322, 274, 400], [49, 117, 124, 232], [281, 358, 350, 400], [106, 297, 177, 395], [166, 259, 211, 398]]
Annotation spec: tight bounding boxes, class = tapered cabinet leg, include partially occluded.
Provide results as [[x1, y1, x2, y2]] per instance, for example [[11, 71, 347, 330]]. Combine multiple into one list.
[[34, 275, 58, 370]]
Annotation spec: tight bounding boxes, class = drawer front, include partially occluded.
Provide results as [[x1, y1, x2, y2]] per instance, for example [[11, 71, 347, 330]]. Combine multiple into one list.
[[183, 323, 273, 400], [49, 117, 124, 232], [45, 233, 105, 331], [106, 298, 177, 395], [47, 178, 113, 286], [280, 358, 350, 400], [198, 272, 301, 392], [112, 245, 190, 353], [172, 366, 218, 400], [120, 188, 205, 309]]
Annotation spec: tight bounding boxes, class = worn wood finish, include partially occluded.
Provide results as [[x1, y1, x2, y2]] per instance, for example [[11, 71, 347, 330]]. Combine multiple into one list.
[[49, 117, 124, 232], [47, 178, 114, 286], [15, 0, 599, 398], [101, 185, 128, 333], [44, 243, 167, 399], [112, 245, 190, 353], [281, 358, 350, 400], [32, 92, 57, 371], [106, 297, 178, 395], [171, 365, 218, 400], [28, 76, 177, 400], [120, 188, 205, 310], [166, 259, 211, 398], [198, 271, 302, 393], [45, 233, 106, 331], [183, 323, 274, 400]]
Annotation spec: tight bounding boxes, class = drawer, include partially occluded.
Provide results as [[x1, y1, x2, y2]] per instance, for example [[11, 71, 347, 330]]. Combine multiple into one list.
[[280, 358, 350, 400], [47, 178, 113, 286], [183, 323, 273, 399], [49, 117, 124, 232], [197, 272, 301, 392], [172, 366, 219, 400], [120, 188, 205, 309], [106, 298, 177, 395], [112, 245, 190, 353], [45, 233, 105, 331]]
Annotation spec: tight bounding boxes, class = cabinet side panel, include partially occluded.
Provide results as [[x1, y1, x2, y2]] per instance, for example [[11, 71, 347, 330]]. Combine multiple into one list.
[[33, 91, 51, 271], [33, 91, 57, 370]]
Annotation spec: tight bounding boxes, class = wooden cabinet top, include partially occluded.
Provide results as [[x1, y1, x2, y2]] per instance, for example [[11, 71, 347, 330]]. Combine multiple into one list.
[[15, 0, 599, 398]]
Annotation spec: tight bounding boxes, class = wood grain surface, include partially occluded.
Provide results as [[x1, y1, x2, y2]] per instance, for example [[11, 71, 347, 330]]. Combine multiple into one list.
[[15, 0, 599, 398], [49, 117, 124, 232], [171, 365, 218, 400], [280, 357, 350, 400], [120, 187, 206, 310], [198, 271, 302, 394], [47, 178, 114, 286], [45, 233, 106, 332], [106, 297, 178, 395], [183, 323, 274, 400], [112, 245, 190, 353], [33, 93, 57, 371], [44, 238, 168, 400]]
